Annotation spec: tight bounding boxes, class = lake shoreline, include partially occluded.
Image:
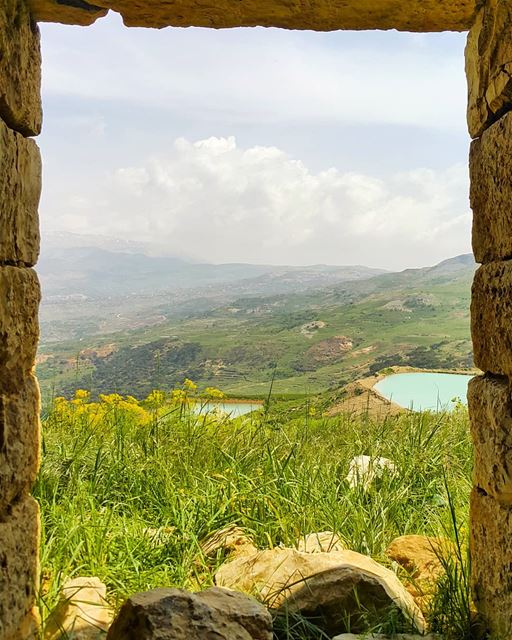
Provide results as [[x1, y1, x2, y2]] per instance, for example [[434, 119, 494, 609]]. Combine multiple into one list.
[[371, 367, 478, 411], [328, 365, 479, 417]]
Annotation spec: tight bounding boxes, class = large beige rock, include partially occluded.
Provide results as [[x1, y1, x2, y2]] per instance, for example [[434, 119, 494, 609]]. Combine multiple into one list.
[[0, 496, 40, 640], [200, 524, 258, 559], [215, 547, 426, 636], [44, 577, 113, 640], [107, 586, 272, 640], [385, 534, 452, 613], [0, 374, 40, 514], [295, 531, 344, 553], [468, 375, 512, 505], [470, 487, 512, 638], [470, 112, 512, 263], [386, 535, 448, 583], [0, 266, 40, 394], [471, 262, 512, 376], [466, 0, 512, 138], [31, 0, 476, 32], [0, 118, 41, 266], [0, 0, 42, 136]]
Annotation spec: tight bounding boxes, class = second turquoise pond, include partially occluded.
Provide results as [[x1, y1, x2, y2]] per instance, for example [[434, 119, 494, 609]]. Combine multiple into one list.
[[192, 401, 262, 417]]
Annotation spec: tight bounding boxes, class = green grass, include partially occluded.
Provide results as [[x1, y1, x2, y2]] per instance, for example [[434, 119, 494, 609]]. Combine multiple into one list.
[[35, 391, 474, 638]]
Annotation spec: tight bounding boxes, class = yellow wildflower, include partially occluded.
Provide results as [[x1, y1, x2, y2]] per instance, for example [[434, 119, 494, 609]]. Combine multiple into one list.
[[99, 393, 123, 406], [145, 390, 166, 408], [204, 387, 225, 399], [183, 378, 197, 392], [170, 389, 187, 405]]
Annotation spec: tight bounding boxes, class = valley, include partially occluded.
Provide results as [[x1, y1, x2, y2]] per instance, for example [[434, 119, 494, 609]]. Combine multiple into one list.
[[36, 238, 475, 403]]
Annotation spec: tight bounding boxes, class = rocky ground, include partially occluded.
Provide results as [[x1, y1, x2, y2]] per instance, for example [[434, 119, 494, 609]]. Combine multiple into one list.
[[44, 527, 452, 640]]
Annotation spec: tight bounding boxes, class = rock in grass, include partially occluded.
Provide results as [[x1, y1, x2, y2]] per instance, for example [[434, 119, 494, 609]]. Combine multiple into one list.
[[200, 524, 258, 559], [142, 526, 176, 547], [215, 547, 426, 636], [346, 455, 397, 491], [295, 531, 344, 553], [106, 586, 272, 640], [44, 577, 113, 640], [386, 535, 449, 583], [385, 534, 453, 611]]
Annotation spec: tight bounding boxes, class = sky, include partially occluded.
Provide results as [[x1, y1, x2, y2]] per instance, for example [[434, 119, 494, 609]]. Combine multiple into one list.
[[39, 12, 471, 270]]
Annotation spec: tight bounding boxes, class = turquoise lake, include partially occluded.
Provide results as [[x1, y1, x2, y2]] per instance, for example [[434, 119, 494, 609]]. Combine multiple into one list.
[[192, 402, 262, 417], [374, 372, 474, 411]]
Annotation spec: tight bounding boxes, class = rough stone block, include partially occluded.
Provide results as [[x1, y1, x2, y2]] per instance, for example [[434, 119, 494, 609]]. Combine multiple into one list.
[[44, 577, 113, 640], [0, 118, 41, 266], [0, 374, 40, 515], [31, 0, 475, 32], [470, 488, 512, 638], [468, 375, 512, 505], [0, 267, 40, 394], [0, 0, 42, 136], [470, 112, 512, 264], [471, 262, 512, 376], [107, 587, 273, 640], [0, 496, 40, 640], [28, 0, 107, 26], [5, 606, 40, 640], [466, 0, 512, 139]]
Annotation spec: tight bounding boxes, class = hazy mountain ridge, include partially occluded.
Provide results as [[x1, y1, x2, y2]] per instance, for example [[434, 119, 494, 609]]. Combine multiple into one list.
[[233, 253, 476, 314], [38, 246, 388, 299]]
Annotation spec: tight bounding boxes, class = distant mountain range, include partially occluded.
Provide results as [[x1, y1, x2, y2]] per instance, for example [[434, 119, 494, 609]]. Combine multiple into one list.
[[38, 234, 388, 299], [39, 232, 476, 302]]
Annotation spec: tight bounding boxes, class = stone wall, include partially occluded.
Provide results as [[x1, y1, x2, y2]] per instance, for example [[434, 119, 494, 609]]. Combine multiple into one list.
[[0, 0, 510, 637], [0, 1, 42, 639], [467, 1, 512, 635], [29, 0, 477, 32]]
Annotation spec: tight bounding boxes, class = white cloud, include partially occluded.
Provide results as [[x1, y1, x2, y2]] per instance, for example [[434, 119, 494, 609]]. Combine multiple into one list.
[[42, 136, 471, 270]]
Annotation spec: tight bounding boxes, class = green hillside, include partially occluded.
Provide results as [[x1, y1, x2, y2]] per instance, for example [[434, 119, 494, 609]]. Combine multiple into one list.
[[36, 254, 475, 402]]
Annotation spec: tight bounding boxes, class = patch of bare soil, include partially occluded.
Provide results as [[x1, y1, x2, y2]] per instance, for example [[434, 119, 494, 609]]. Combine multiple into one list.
[[307, 336, 353, 363], [300, 320, 326, 338], [327, 377, 403, 418], [80, 343, 117, 359], [381, 300, 413, 312], [349, 345, 376, 358]]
